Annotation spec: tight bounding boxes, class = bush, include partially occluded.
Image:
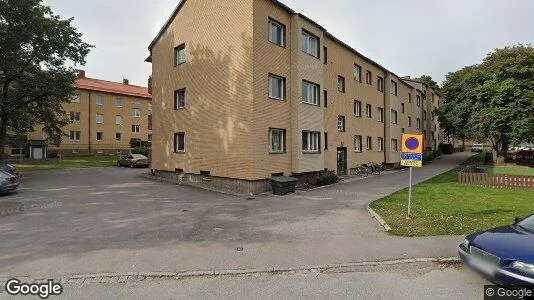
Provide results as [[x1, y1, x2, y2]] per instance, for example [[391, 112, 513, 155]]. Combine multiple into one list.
[[132, 146, 149, 156], [315, 171, 340, 186], [439, 143, 454, 155]]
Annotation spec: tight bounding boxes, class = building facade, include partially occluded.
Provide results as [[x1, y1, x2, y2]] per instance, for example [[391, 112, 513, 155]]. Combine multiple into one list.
[[18, 71, 152, 158], [147, 0, 444, 193]]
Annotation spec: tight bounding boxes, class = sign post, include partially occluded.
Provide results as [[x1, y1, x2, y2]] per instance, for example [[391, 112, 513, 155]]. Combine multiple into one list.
[[401, 134, 424, 218]]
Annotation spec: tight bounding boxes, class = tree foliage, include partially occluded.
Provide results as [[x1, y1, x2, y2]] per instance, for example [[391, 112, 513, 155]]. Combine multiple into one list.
[[437, 45, 534, 158], [0, 0, 92, 153], [413, 75, 441, 93]]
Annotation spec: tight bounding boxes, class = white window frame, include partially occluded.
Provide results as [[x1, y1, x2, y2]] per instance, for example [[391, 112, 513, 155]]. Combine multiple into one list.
[[175, 44, 186, 65], [377, 107, 384, 123], [417, 95, 421, 107], [391, 109, 398, 124], [268, 74, 285, 100], [366, 136, 373, 150], [70, 112, 81, 122], [354, 135, 362, 153], [337, 116, 346, 132], [174, 132, 185, 152], [71, 93, 81, 103], [96, 132, 104, 141], [115, 98, 123, 108], [391, 80, 398, 95], [337, 76, 345, 92], [268, 19, 285, 47], [366, 104, 372, 118], [354, 100, 362, 117], [417, 118, 421, 129], [69, 131, 81, 141], [378, 137, 385, 152], [175, 89, 186, 109], [391, 138, 398, 152], [301, 31, 319, 57], [377, 77, 384, 92], [366, 71, 372, 85], [132, 108, 141, 118], [96, 114, 104, 124], [269, 129, 285, 153], [132, 125, 140, 134], [115, 115, 123, 126], [302, 81, 319, 105], [302, 131, 320, 153], [96, 96, 104, 106], [353, 64, 362, 82]]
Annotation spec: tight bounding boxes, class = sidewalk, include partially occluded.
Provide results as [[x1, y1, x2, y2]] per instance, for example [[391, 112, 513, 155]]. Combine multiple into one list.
[[0, 153, 472, 278]]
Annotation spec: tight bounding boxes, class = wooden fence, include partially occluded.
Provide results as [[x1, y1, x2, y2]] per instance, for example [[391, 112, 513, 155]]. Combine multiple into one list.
[[458, 171, 534, 189]]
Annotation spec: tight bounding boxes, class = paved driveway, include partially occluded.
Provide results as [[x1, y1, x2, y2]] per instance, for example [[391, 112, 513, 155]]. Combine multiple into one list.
[[0, 153, 472, 278]]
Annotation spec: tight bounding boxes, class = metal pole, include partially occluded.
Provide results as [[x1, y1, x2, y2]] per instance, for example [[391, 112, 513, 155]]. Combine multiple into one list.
[[407, 167, 413, 218]]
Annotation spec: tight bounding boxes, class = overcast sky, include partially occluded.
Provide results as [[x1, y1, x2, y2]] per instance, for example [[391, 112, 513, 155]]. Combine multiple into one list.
[[44, 0, 534, 86]]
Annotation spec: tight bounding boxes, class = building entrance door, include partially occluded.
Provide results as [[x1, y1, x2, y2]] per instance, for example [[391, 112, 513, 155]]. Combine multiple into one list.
[[337, 147, 347, 176]]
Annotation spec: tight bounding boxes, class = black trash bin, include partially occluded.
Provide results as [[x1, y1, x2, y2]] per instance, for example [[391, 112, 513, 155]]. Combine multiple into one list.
[[270, 176, 298, 195]]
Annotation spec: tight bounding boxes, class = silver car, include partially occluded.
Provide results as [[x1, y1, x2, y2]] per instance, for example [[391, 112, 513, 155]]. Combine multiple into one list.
[[116, 154, 149, 168]]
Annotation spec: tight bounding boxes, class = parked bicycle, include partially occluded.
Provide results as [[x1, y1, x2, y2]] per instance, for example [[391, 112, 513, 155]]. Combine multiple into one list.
[[368, 162, 386, 175], [354, 164, 371, 177]]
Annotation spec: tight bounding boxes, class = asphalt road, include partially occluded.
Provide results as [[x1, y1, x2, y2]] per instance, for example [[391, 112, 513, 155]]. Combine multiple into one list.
[[0, 153, 472, 279]]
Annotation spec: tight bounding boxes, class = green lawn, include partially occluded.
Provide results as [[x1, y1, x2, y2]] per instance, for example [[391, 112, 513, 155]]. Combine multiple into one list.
[[12, 155, 120, 170], [369, 168, 534, 236], [485, 166, 534, 176]]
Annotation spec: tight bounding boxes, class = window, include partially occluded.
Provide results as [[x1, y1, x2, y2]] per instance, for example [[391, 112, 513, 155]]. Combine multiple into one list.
[[354, 135, 362, 152], [377, 107, 384, 122], [366, 71, 372, 85], [70, 112, 80, 122], [96, 114, 104, 124], [69, 131, 81, 141], [377, 77, 384, 92], [323, 46, 328, 64], [268, 74, 285, 100], [366, 104, 372, 118], [132, 108, 141, 117], [174, 133, 185, 152], [366, 136, 372, 150], [353, 64, 362, 82], [71, 93, 81, 103], [302, 131, 320, 153], [96, 96, 104, 105], [323, 90, 328, 108], [423, 110, 427, 120], [391, 139, 398, 152], [268, 19, 285, 47], [133, 99, 141, 108], [401, 128, 405, 133], [115, 115, 123, 126], [417, 118, 421, 129], [148, 134, 152, 141], [175, 44, 186, 65], [401, 103, 405, 113], [417, 95, 421, 107], [132, 125, 140, 133], [391, 109, 398, 124], [337, 116, 346, 132], [408, 116, 412, 127], [148, 101, 153, 113], [115, 132, 122, 141], [324, 132, 328, 150], [391, 80, 398, 95], [378, 137, 385, 152], [337, 76, 345, 93], [301, 31, 319, 57], [175, 89, 186, 109], [302, 81, 319, 105], [354, 100, 362, 117], [96, 132, 103, 141], [408, 93, 412, 103], [269, 129, 285, 153], [116, 98, 123, 107]]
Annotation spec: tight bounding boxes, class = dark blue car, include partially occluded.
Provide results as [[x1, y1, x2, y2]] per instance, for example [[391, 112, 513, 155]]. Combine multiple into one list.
[[458, 214, 534, 288]]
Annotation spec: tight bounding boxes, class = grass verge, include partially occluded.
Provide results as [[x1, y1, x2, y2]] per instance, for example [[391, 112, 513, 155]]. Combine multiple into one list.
[[12, 155, 119, 171], [369, 167, 534, 236], [485, 165, 534, 176]]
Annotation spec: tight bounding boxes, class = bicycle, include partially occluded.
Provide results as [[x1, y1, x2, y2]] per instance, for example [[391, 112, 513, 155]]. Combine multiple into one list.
[[353, 164, 369, 177]]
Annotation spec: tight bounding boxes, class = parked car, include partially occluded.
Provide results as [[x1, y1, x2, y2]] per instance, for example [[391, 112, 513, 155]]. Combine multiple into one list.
[[471, 144, 484, 152], [116, 154, 149, 168], [0, 170, 20, 194], [458, 214, 534, 289], [0, 162, 21, 178]]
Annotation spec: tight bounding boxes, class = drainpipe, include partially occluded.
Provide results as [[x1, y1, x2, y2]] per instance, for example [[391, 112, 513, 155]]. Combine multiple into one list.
[[88, 90, 92, 154], [382, 73, 388, 164]]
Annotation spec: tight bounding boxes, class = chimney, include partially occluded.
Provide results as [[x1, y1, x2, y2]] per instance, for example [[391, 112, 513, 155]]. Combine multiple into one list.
[[123, 78, 129, 85], [77, 70, 86, 78]]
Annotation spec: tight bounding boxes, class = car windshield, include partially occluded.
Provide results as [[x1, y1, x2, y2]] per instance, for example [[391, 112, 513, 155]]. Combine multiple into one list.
[[131, 154, 147, 159], [517, 215, 534, 232]]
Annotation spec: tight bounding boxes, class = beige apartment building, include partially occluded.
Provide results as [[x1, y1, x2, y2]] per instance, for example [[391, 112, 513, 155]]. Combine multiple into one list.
[[147, 0, 444, 193], [19, 71, 152, 158]]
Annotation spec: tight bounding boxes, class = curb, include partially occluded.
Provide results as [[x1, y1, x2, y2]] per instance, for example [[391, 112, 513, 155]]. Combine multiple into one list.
[[367, 204, 392, 232], [0, 257, 460, 286], [139, 173, 246, 197]]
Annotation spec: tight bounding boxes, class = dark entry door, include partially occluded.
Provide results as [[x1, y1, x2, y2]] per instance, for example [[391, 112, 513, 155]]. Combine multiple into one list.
[[337, 147, 347, 176]]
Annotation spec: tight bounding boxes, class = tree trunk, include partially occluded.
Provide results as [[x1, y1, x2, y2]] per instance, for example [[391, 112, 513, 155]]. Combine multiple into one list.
[[0, 119, 7, 159]]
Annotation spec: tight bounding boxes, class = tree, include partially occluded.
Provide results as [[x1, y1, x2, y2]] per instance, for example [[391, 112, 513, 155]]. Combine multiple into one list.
[[437, 45, 534, 160], [0, 0, 92, 155], [413, 75, 441, 93]]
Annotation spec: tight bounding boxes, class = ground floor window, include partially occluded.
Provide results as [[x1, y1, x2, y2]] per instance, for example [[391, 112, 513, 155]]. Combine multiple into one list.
[[302, 131, 320, 153], [391, 138, 398, 152], [174, 132, 185, 152], [378, 137, 384, 152], [69, 131, 81, 141], [366, 136, 372, 150], [269, 128, 285, 153], [354, 135, 362, 152], [96, 132, 103, 141], [116, 132, 122, 141]]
